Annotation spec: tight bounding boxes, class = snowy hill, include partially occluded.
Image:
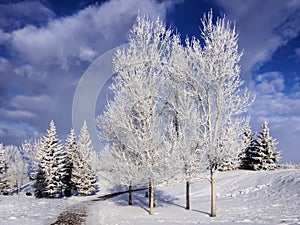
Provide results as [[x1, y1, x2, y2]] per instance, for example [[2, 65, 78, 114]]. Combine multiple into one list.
[[0, 169, 299, 224]]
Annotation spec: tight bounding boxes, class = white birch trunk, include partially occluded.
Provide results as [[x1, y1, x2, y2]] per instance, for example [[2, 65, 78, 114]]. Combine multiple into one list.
[[210, 168, 216, 217], [149, 179, 154, 215]]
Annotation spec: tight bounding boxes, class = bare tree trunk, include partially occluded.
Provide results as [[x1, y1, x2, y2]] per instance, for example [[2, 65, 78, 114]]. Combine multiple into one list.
[[128, 185, 132, 205], [15, 181, 19, 195], [149, 179, 154, 215], [17, 183, 21, 196], [210, 168, 216, 217], [186, 181, 190, 210], [148, 182, 151, 207]]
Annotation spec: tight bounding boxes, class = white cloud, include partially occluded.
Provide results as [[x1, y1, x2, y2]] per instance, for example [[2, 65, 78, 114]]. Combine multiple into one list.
[[251, 71, 300, 118], [0, 0, 180, 147], [79, 46, 96, 62], [14, 64, 35, 78], [249, 71, 300, 162], [10, 94, 55, 111], [10, 0, 178, 69], [0, 109, 37, 120], [0, 123, 41, 145], [255, 71, 285, 94]]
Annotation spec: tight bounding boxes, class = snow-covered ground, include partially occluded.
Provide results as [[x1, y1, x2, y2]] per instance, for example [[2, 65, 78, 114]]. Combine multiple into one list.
[[0, 169, 299, 225], [0, 193, 88, 225]]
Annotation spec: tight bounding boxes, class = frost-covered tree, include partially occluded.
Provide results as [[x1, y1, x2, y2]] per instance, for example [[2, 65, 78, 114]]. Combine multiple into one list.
[[113, 15, 178, 215], [20, 139, 36, 179], [162, 34, 208, 210], [98, 15, 178, 215], [164, 84, 203, 210], [5, 145, 27, 194], [100, 143, 146, 205], [241, 121, 280, 170], [33, 120, 65, 198], [98, 89, 148, 205], [185, 11, 251, 217], [0, 143, 9, 194], [218, 120, 250, 171], [71, 121, 97, 196], [77, 121, 99, 173]]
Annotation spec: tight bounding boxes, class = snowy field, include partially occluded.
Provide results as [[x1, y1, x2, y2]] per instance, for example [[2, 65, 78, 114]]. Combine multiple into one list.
[[0, 169, 299, 225]]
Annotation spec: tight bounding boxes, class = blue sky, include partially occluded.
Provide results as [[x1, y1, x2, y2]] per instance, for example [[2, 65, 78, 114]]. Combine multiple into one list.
[[0, 0, 299, 163]]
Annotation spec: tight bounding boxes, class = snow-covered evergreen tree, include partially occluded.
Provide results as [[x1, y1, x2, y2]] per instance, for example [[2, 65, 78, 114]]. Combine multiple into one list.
[[77, 121, 98, 172], [33, 120, 65, 198], [33, 164, 47, 198], [31, 139, 46, 197], [62, 128, 76, 197], [71, 121, 97, 196], [21, 138, 43, 180], [239, 123, 254, 170], [0, 143, 9, 194], [241, 121, 280, 170]]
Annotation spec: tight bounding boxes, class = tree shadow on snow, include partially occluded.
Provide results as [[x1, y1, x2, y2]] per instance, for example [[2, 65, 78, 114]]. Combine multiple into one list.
[[166, 201, 211, 216], [191, 209, 211, 216], [107, 186, 178, 213], [103, 185, 211, 216]]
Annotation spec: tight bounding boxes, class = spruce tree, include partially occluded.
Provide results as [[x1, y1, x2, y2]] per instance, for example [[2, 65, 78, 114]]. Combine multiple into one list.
[[71, 121, 97, 196], [34, 120, 64, 198], [63, 128, 76, 197], [241, 121, 280, 170], [239, 123, 255, 170], [33, 164, 47, 197]]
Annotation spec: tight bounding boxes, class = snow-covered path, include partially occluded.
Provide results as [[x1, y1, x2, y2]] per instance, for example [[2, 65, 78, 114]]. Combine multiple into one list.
[[50, 187, 148, 224], [51, 204, 87, 225]]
